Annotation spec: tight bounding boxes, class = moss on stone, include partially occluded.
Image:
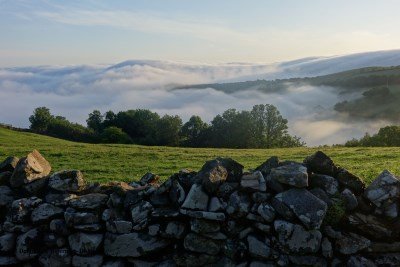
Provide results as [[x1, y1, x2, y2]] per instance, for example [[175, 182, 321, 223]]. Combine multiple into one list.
[[323, 198, 346, 226]]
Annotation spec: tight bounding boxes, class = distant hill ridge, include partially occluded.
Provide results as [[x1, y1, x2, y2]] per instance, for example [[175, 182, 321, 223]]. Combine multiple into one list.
[[174, 65, 400, 94]]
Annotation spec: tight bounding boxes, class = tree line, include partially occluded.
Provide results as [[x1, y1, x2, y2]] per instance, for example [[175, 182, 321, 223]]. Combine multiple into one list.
[[345, 125, 400, 147], [29, 104, 304, 148]]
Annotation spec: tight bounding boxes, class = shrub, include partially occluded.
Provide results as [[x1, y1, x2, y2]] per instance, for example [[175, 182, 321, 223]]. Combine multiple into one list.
[[100, 127, 132, 144]]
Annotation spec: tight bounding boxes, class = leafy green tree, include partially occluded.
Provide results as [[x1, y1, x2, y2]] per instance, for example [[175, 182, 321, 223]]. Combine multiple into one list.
[[86, 110, 104, 133], [227, 110, 256, 148], [208, 109, 236, 148], [345, 126, 400, 147], [250, 104, 290, 148], [29, 107, 54, 133], [208, 109, 256, 148], [344, 138, 361, 147], [102, 110, 117, 128], [27, 105, 304, 148], [375, 126, 400, 146], [101, 126, 132, 144], [155, 115, 183, 146], [181, 115, 209, 147], [205, 104, 303, 148], [276, 134, 305, 148], [114, 109, 160, 145]]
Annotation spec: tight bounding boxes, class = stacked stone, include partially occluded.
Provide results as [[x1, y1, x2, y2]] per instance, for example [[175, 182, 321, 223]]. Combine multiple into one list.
[[0, 150, 399, 266]]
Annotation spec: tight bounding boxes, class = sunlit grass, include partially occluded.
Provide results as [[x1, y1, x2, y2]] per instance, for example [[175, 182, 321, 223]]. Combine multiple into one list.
[[1, 127, 399, 184]]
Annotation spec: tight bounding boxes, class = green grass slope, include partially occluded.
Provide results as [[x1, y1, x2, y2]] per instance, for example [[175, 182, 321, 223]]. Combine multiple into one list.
[[1, 127, 399, 184], [175, 65, 400, 94]]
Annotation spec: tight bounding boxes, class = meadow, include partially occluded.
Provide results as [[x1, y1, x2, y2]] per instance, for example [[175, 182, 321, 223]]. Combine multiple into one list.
[[1, 127, 399, 184]]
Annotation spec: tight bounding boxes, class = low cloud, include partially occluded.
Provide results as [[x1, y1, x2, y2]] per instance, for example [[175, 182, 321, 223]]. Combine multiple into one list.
[[291, 119, 389, 146]]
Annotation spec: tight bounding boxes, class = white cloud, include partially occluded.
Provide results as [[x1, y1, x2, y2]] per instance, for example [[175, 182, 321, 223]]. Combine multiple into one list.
[[25, 6, 400, 63], [291, 119, 389, 146], [32, 7, 265, 48]]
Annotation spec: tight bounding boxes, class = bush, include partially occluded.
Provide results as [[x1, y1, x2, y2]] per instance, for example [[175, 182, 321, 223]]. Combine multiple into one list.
[[101, 127, 132, 144], [47, 117, 96, 143]]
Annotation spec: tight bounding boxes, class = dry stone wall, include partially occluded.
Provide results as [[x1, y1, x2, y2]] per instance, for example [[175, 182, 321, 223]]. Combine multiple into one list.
[[0, 150, 399, 266]]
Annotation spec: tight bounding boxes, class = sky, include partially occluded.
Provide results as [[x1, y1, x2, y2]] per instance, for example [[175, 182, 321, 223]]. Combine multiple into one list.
[[1, 0, 400, 67]]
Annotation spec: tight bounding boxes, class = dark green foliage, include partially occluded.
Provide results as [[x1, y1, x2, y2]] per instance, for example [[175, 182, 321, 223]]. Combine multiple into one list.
[[29, 107, 53, 133], [46, 117, 95, 143], [345, 125, 400, 147], [207, 109, 255, 148], [29, 104, 304, 148], [155, 115, 182, 146], [114, 109, 160, 145], [29, 107, 95, 142], [334, 87, 399, 121], [86, 110, 104, 132], [180, 115, 209, 147], [251, 104, 291, 148], [205, 105, 304, 148], [323, 198, 346, 226], [102, 111, 117, 128], [101, 127, 132, 144]]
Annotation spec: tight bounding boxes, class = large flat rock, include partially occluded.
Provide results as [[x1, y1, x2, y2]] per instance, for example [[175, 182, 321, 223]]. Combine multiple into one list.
[[269, 164, 308, 188], [365, 170, 400, 207], [274, 188, 327, 229], [10, 150, 51, 188]]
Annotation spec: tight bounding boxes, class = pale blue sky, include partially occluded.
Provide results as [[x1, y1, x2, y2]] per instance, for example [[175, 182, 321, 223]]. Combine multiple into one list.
[[1, 0, 400, 67]]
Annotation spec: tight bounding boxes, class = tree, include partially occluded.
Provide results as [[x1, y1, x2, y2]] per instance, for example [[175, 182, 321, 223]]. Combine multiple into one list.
[[208, 109, 256, 148], [86, 110, 104, 133], [114, 109, 160, 145], [101, 126, 132, 144], [250, 104, 289, 148], [205, 104, 303, 148], [180, 116, 209, 147], [102, 110, 117, 128], [344, 126, 400, 147], [27, 105, 304, 148], [276, 134, 305, 148], [375, 126, 400, 146], [345, 138, 361, 147], [155, 115, 183, 146], [29, 107, 53, 133]]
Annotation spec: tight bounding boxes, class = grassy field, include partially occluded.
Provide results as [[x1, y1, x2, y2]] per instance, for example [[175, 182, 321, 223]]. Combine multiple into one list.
[[1, 127, 399, 184]]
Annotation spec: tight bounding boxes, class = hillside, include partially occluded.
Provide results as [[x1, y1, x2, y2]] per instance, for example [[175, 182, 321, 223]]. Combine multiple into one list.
[[175, 65, 400, 94], [175, 65, 400, 122], [1, 127, 400, 184]]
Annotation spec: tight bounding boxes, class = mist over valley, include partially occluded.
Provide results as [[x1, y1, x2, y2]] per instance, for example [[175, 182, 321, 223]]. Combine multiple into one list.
[[2, 50, 400, 146]]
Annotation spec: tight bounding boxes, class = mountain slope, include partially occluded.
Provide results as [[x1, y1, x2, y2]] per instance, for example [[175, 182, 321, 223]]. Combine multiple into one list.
[[175, 65, 400, 123], [175, 65, 400, 94]]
